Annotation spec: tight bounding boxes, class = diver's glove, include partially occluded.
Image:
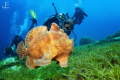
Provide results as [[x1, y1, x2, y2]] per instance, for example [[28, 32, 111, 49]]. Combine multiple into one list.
[[30, 18, 37, 26]]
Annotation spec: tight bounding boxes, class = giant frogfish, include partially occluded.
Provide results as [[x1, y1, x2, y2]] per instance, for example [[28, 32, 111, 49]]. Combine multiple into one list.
[[16, 23, 73, 69]]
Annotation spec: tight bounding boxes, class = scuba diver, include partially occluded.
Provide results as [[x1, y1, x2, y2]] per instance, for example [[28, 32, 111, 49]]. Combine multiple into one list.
[[29, 3, 78, 40], [43, 3, 75, 35], [43, 13, 74, 35], [72, 7, 88, 25], [29, 3, 75, 36], [4, 34, 23, 57]]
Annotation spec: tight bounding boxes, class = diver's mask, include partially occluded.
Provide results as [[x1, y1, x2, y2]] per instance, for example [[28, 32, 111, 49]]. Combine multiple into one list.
[[64, 18, 75, 31]]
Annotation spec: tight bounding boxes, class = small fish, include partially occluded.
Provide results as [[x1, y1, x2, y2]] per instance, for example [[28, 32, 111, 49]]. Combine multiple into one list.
[[16, 23, 74, 69]]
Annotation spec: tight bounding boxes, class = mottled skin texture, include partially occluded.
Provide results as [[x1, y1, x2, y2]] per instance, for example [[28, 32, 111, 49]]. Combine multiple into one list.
[[16, 23, 73, 69]]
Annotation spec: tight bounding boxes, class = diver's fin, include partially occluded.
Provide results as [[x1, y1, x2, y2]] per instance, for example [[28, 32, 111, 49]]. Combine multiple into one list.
[[25, 26, 48, 47], [30, 9, 36, 19], [16, 41, 26, 59], [50, 23, 60, 31]]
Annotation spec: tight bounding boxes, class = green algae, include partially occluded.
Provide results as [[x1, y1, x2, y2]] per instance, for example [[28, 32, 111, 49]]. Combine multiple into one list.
[[0, 40, 120, 80]]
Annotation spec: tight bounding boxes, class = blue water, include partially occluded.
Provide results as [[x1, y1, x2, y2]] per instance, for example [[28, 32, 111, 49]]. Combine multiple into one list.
[[0, 0, 120, 60]]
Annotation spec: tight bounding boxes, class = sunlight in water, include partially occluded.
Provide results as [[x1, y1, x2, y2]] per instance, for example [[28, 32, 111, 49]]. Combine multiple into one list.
[[74, 0, 83, 7]]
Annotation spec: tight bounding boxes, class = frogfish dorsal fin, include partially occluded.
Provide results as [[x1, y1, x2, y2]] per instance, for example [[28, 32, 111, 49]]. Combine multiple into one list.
[[50, 23, 60, 31], [25, 26, 47, 47]]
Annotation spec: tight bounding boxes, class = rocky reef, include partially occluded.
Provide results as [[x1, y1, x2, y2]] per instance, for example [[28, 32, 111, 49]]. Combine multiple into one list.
[[106, 30, 120, 39], [79, 37, 94, 45]]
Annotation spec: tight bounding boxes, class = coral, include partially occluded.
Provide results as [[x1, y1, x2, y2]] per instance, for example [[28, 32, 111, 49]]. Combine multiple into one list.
[[79, 37, 94, 45], [16, 23, 73, 69], [96, 31, 120, 44]]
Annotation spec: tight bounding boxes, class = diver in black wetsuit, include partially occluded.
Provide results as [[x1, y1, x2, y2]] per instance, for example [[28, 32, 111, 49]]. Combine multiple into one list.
[[43, 12, 74, 35], [72, 7, 88, 25], [43, 3, 75, 35], [4, 34, 23, 57]]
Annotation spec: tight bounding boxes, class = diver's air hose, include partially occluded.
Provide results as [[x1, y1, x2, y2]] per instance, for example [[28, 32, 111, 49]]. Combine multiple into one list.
[[72, 31, 77, 41], [64, 27, 77, 41]]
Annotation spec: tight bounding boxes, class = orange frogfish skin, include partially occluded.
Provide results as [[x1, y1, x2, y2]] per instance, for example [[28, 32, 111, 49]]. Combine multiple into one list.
[[16, 23, 74, 69]]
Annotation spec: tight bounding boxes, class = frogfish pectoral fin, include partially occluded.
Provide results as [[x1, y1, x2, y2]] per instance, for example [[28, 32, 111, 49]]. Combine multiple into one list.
[[16, 41, 27, 59], [34, 58, 51, 66]]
